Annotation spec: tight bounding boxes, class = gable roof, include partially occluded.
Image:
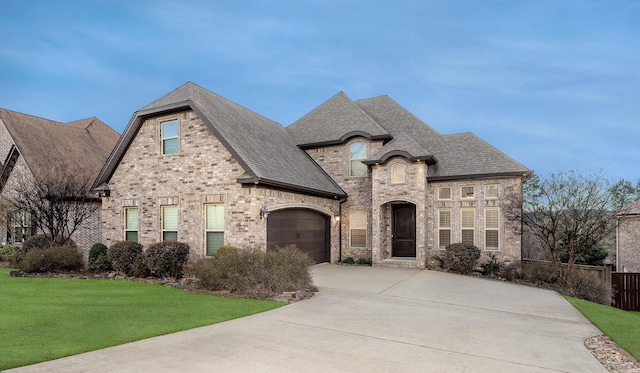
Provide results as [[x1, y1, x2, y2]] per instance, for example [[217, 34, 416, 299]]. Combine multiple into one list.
[[618, 199, 640, 216], [355, 96, 530, 180], [94, 82, 345, 198], [287, 92, 391, 147], [0, 108, 120, 183]]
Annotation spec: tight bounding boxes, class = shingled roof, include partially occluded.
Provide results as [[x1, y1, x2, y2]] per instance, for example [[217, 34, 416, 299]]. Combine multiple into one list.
[[355, 96, 530, 180], [287, 92, 391, 147], [0, 109, 119, 184], [94, 82, 345, 198], [618, 199, 640, 216], [363, 132, 437, 165]]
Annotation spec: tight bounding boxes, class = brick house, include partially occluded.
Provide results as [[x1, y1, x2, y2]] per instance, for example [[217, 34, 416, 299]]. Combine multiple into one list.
[[94, 82, 530, 268], [616, 200, 640, 272], [0, 109, 119, 253]]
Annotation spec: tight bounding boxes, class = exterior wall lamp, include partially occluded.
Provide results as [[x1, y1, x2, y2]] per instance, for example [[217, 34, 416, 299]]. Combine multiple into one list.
[[334, 213, 340, 222], [260, 205, 269, 219]]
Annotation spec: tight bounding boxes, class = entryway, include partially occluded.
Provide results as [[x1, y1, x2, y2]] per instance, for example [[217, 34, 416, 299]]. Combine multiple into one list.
[[392, 203, 416, 257]]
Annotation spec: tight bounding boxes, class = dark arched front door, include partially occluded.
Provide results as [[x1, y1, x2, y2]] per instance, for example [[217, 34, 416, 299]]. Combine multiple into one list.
[[267, 209, 330, 263], [392, 203, 416, 257]]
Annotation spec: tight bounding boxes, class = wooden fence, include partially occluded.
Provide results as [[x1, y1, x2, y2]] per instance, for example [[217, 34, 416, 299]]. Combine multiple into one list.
[[611, 273, 640, 311], [521, 259, 612, 285]]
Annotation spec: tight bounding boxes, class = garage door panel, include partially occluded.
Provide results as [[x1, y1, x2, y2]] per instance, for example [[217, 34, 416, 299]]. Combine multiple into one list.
[[267, 209, 329, 263]]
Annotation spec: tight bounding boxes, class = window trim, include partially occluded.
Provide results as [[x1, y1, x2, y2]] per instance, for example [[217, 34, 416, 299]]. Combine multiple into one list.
[[438, 187, 452, 200], [461, 208, 474, 245], [461, 186, 475, 199], [485, 184, 499, 199], [485, 207, 499, 250], [349, 141, 367, 177], [205, 204, 225, 255], [390, 162, 406, 184], [161, 120, 179, 155], [161, 205, 178, 241], [438, 209, 451, 250], [124, 207, 139, 242], [349, 210, 367, 248]]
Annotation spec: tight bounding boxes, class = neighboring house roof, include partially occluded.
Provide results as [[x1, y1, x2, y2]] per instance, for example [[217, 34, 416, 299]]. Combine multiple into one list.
[[287, 92, 391, 147], [618, 199, 640, 217], [363, 132, 437, 165], [356, 95, 530, 180], [0, 108, 120, 185], [94, 82, 346, 198]]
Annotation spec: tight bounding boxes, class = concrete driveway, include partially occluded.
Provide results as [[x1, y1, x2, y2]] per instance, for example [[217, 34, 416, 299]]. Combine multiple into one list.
[[6, 264, 605, 372]]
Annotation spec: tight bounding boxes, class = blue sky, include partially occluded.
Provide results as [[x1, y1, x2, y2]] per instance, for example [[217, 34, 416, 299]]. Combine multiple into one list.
[[1, 0, 638, 181]]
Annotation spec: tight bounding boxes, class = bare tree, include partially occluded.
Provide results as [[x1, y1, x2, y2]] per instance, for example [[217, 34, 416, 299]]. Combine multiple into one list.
[[506, 171, 619, 281], [5, 163, 100, 246]]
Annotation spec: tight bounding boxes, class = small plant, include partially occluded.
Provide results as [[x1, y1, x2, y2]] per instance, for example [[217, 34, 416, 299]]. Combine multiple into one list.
[[18, 234, 77, 262], [144, 241, 190, 279], [19, 246, 84, 273], [0, 245, 19, 265], [522, 261, 559, 284], [443, 243, 481, 274], [480, 253, 502, 277], [567, 270, 611, 305], [88, 243, 112, 273], [107, 241, 143, 276], [500, 261, 523, 281], [343, 257, 355, 265], [427, 255, 445, 270], [356, 257, 372, 265]]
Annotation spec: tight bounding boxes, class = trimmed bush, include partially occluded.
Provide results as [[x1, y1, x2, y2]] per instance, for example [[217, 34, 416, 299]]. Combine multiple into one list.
[[107, 241, 143, 276], [144, 241, 190, 279], [131, 257, 151, 278], [443, 243, 481, 274], [193, 245, 314, 298], [481, 253, 502, 277], [19, 246, 84, 273], [0, 245, 19, 265], [567, 270, 611, 305], [22, 234, 76, 253], [88, 243, 112, 273]]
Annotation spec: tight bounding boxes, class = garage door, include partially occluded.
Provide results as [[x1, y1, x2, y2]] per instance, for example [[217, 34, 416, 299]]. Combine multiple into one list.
[[267, 209, 330, 263]]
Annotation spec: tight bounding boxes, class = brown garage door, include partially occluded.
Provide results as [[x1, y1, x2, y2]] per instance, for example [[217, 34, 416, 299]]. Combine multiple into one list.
[[267, 209, 330, 263]]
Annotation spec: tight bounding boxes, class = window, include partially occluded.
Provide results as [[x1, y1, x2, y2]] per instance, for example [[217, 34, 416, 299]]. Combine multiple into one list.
[[438, 209, 451, 249], [162, 121, 178, 154], [485, 208, 499, 250], [124, 207, 139, 242], [485, 184, 499, 199], [349, 142, 367, 177], [205, 204, 224, 255], [391, 163, 405, 184], [461, 186, 475, 199], [11, 211, 32, 243], [350, 210, 367, 247], [162, 205, 178, 241], [438, 187, 451, 200], [461, 208, 474, 245]]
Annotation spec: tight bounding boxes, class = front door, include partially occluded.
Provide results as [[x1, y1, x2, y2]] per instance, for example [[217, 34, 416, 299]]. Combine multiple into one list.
[[392, 204, 416, 257]]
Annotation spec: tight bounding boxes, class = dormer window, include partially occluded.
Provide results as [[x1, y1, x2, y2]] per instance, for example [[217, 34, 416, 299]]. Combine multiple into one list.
[[162, 120, 179, 154], [349, 142, 367, 177]]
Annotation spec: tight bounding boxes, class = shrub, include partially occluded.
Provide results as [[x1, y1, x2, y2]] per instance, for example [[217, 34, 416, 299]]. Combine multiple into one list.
[[19, 246, 84, 273], [427, 255, 445, 270], [193, 246, 314, 298], [481, 253, 502, 277], [107, 241, 143, 276], [216, 245, 238, 255], [522, 261, 559, 284], [356, 257, 372, 265], [22, 234, 76, 253], [566, 270, 611, 305], [88, 243, 113, 273], [343, 257, 355, 265], [0, 245, 19, 265], [443, 243, 481, 274], [131, 257, 151, 278], [500, 261, 523, 281], [144, 241, 190, 279]]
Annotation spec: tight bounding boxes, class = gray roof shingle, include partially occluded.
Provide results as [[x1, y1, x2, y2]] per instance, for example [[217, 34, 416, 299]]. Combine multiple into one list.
[[287, 92, 390, 147], [95, 82, 345, 198], [364, 132, 436, 165]]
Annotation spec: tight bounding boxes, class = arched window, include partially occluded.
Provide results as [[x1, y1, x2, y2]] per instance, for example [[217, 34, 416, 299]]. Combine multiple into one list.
[[349, 142, 367, 177], [391, 162, 405, 184]]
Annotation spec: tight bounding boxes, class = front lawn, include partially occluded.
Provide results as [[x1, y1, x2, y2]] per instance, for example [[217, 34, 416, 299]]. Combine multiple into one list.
[[566, 296, 640, 361], [0, 268, 284, 370]]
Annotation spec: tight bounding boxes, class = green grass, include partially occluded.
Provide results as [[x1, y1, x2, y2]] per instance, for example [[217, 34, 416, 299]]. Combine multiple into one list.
[[565, 296, 640, 361], [0, 268, 284, 370]]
